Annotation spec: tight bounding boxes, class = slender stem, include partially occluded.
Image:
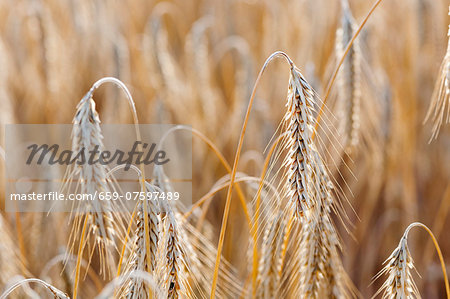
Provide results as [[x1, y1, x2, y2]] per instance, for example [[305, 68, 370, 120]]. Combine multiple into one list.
[[157, 124, 258, 289], [184, 179, 247, 219], [90, 77, 139, 126], [89, 77, 144, 181], [210, 51, 293, 299], [313, 0, 384, 137], [142, 196, 151, 298], [162, 126, 252, 226], [15, 209, 27, 274], [188, 128, 251, 225], [184, 176, 277, 220], [73, 215, 88, 299], [116, 207, 137, 276], [422, 185, 450, 274]]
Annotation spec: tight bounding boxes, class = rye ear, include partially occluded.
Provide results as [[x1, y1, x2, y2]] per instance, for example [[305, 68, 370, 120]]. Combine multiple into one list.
[[424, 9, 450, 141]]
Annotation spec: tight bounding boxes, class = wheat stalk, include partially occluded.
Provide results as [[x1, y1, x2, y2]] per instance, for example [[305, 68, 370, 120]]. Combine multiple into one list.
[[123, 182, 161, 299], [65, 77, 142, 299], [0, 278, 69, 299], [336, 0, 361, 152], [256, 213, 285, 299], [64, 91, 117, 277], [161, 212, 184, 299], [280, 64, 354, 298], [373, 227, 420, 298], [295, 154, 353, 298], [97, 271, 162, 299], [282, 66, 318, 218], [296, 206, 352, 298], [153, 166, 190, 299], [374, 222, 450, 298], [424, 8, 450, 141]]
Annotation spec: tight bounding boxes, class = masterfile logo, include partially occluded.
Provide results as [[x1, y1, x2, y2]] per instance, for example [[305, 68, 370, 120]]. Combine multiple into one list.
[[5, 124, 192, 212]]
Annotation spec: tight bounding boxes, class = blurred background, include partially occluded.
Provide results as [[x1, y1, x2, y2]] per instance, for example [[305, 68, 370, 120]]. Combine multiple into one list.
[[0, 0, 449, 297]]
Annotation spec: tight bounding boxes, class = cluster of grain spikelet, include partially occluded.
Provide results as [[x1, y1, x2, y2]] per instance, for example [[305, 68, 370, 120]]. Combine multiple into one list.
[[117, 138, 246, 299], [279, 65, 354, 298], [119, 164, 190, 299], [282, 66, 317, 219], [295, 153, 353, 298], [161, 211, 185, 299], [256, 213, 286, 298], [336, 0, 361, 153], [1, 0, 450, 297], [374, 226, 420, 299], [282, 66, 341, 221], [121, 164, 243, 299], [327, 0, 387, 174], [156, 167, 188, 298], [425, 6, 450, 141], [62, 91, 121, 277], [122, 182, 160, 298]]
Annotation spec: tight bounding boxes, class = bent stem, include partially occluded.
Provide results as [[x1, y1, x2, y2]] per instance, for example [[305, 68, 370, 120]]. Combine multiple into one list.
[[405, 222, 450, 298], [188, 127, 251, 226], [210, 51, 293, 299], [0, 278, 68, 299], [423, 185, 450, 277], [185, 176, 275, 222], [73, 78, 148, 298]]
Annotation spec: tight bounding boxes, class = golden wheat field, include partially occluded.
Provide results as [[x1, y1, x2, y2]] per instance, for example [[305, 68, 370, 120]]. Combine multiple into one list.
[[0, 0, 450, 298]]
